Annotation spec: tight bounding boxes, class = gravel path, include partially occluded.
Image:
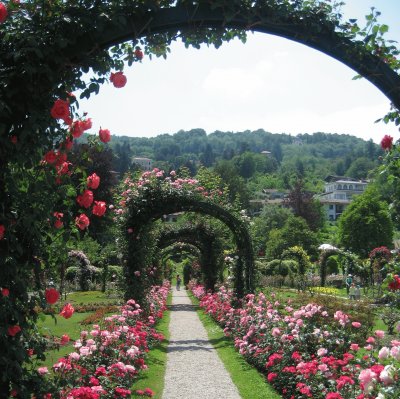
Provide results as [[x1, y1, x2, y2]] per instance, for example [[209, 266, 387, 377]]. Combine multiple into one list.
[[162, 288, 242, 399]]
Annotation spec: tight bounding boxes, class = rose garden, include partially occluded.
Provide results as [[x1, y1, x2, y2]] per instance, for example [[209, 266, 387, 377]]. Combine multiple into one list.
[[1, 1, 400, 398]]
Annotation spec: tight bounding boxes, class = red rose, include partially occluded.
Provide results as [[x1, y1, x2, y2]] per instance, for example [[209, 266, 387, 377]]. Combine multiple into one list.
[[381, 135, 393, 151], [135, 47, 144, 60], [87, 173, 100, 189], [53, 212, 63, 229], [45, 288, 60, 305], [1, 287, 9, 296], [55, 151, 67, 167], [44, 150, 57, 164], [8, 325, 21, 337], [110, 72, 127, 88], [57, 161, 71, 176], [60, 303, 74, 319], [63, 137, 74, 151], [60, 334, 70, 345], [50, 99, 70, 122], [77, 189, 94, 208], [0, 3, 8, 24], [92, 201, 106, 217], [0, 224, 5, 240], [99, 128, 111, 143], [75, 214, 90, 230], [71, 120, 85, 138], [81, 118, 92, 131], [10, 136, 17, 144]]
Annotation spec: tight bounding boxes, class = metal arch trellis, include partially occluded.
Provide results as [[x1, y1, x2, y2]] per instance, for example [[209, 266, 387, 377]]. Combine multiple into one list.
[[121, 175, 254, 300], [155, 224, 224, 290], [70, 1, 400, 110]]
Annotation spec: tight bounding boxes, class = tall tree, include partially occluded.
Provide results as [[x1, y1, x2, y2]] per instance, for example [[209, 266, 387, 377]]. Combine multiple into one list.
[[284, 178, 325, 231], [338, 188, 393, 257]]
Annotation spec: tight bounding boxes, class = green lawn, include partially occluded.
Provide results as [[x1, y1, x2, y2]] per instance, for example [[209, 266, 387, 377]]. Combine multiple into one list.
[[189, 292, 281, 399], [62, 290, 121, 304], [37, 312, 93, 340], [131, 292, 172, 398]]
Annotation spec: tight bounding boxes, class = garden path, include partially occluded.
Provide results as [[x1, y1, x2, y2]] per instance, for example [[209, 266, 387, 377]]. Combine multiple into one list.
[[162, 287, 241, 399]]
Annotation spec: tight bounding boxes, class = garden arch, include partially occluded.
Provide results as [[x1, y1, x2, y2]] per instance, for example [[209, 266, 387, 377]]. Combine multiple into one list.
[[319, 248, 339, 287], [68, 2, 400, 109], [155, 224, 224, 290], [160, 243, 202, 284], [123, 192, 254, 299]]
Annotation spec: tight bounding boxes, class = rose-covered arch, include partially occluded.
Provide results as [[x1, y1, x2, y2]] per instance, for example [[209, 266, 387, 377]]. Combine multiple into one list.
[[72, 2, 400, 110], [155, 224, 224, 291], [319, 248, 340, 287], [117, 171, 254, 301], [2, 1, 400, 396]]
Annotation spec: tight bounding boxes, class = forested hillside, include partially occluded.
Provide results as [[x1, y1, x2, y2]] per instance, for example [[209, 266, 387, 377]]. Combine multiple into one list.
[[97, 129, 382, 189]]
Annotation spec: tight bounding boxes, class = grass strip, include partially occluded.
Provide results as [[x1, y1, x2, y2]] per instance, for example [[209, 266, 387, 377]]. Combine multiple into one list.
[[188, 291, 281, 399], [132, 292, 172, 399]]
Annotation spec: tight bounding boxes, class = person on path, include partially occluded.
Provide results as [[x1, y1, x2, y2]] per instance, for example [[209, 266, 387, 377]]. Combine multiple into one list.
[[349, 283, 356, 300], [345, 274, 353, 296], [355, 284, 361, 300], [176, 274, 181, 291]]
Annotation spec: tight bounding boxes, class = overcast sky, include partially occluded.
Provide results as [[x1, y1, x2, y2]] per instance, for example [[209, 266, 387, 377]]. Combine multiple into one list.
[[79, 0, 400, 143]]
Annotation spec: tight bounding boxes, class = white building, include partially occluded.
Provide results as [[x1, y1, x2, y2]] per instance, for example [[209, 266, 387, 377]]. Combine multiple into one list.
[[317, 176, 368, 221], [132, 157, 152, 171]]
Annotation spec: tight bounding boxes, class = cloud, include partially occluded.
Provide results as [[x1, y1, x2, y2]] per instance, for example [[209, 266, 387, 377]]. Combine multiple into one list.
[[202, 61, 273, 99]]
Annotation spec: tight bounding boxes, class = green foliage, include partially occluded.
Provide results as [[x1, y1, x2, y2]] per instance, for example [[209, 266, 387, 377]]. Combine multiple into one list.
[[338, 188, 393, 257], [266, 216, 318, 261]]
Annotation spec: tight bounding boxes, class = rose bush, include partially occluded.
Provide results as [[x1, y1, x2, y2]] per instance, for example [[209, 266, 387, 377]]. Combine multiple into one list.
[[191, 283, 400, 399], [34, 281, 169, 398]]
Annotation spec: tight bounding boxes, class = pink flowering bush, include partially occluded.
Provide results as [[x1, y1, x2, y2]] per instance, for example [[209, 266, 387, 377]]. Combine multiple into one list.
[[192, 285, 400, 399], [35, 282, 169, 398]]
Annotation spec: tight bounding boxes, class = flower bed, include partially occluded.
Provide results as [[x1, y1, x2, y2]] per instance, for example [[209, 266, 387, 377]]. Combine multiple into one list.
[[33, 282, 170, 398], [190, 282, 400, 399]]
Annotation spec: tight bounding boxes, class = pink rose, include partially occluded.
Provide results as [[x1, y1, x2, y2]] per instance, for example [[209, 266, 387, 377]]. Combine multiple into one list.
[[37, 367, 49, 375], [8, 325, 21, 337], [352, 322, 361, 328], [375, 330, 385, 339], [77, 189, 94, 209]]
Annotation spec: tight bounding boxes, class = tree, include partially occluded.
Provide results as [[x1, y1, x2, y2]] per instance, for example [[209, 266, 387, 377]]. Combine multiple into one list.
[[266, 216, 319, 261], [284, 178, 325, 231], [338, 189, 393, 257]]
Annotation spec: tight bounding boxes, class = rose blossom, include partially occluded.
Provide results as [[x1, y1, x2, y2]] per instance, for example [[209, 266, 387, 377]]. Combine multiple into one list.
[[45, 288, 60, 305], [50, 99, 70, 122], [75, 214, 90, 230], [8, 325, 21, 337], [99, 128, 111, 143], [87, 173, 100, 189], [0, 3, 8, 24], [380, 134, 393, 151], [352, 322, 361, 328], [37, 367, 49, 375], [1, 287, 9, 296], [375, 330, 385, 339], [59, 303, 74, 319], [92, 201, 106, 217], [110, 72, 127, 88], [76, 189, 94, 208], [0, 225, 5, 240], [378, 346, 390, 360]]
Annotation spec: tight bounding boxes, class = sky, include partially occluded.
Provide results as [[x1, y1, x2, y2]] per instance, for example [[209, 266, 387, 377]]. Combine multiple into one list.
[[79, 0, 400, 143]]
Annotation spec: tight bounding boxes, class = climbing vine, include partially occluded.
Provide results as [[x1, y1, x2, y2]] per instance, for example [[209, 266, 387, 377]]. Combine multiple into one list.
[[1, 0, 400, 396]]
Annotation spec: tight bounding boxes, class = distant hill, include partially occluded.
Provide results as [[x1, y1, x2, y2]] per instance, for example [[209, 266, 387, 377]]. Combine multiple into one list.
[[97, 129, 382, 179]]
